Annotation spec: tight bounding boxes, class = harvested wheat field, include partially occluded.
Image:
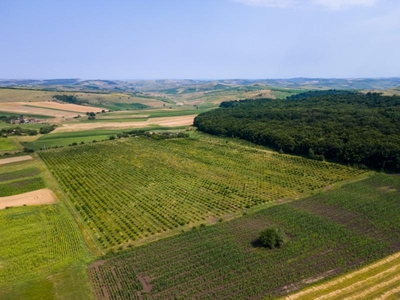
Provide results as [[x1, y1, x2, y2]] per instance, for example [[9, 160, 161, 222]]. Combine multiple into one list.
[[54, 114, 196, 132], [284, 251, 400, 300], [0, 155, 32, 165], [1, 102, 77, 118], [25, 101, 104, 113], [0, 188, 56, 210]]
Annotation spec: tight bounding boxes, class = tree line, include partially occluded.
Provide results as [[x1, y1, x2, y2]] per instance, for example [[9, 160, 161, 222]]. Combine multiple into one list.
[[53, 94, 87, 105], [194, 90, 400, 171]]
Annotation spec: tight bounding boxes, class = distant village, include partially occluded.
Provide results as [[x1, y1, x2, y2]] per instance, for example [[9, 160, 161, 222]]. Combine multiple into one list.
[[9, 116, 48, 125], [0, 114, 55, 137]]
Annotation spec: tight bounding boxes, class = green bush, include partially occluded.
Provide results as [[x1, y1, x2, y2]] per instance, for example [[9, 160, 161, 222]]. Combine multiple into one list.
[[39, 125, 57, 134], [259, 227, 287, 249]]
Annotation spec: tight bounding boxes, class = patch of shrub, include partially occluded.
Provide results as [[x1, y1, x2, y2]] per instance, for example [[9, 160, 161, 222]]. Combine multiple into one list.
[[258, 226, 287, 249], [39, 124, 57, 134]]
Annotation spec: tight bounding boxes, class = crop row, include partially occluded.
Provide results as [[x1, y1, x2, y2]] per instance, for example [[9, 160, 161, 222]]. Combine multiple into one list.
[[87, 174, 399, 299], [0, 204, 88, 285], [39, 135, 366, 250]]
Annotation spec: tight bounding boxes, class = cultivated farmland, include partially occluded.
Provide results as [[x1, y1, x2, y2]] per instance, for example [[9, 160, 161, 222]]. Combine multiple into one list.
[[0, 165, 45, 197], [0, 203, 92, 299], [87, 173, 400, 300], [39, 134, 366, 250], [284, 252, 400, 300]]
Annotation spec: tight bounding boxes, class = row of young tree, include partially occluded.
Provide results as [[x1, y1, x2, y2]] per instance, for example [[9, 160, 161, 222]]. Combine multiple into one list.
[[194, 90, 400, 171]]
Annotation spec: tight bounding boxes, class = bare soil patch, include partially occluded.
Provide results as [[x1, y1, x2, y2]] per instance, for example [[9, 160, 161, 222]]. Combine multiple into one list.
[[0, 155, 32, 165], [137, 275, 153, 293], [54, 114, 196, 133], [0, 188, 56, 210]]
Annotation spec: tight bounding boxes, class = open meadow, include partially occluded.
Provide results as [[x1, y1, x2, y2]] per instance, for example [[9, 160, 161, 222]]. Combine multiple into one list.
[[0, 137, 20, 152]]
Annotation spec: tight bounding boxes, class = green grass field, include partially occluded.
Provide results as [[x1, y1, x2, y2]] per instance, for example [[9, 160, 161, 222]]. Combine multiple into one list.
[[0, 162, 46, 196], [0, 137, 20, 151], [22, 129, 140, 150], [0, 122, 45, 130], [0, 203, 92, 300], [0, 177, 45, 197], [39, 133, 366, 250], [87, 173, 400, 299]]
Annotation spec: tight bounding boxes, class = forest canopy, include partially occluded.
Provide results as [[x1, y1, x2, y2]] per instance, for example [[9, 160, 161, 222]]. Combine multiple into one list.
[[194, 90, 400, 171]]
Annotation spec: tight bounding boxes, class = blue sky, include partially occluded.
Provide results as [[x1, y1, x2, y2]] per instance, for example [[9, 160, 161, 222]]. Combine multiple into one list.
[[0, 0, 399, 79]]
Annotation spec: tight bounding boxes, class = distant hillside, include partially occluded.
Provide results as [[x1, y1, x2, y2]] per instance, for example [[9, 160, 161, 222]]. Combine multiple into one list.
[[1, 77, 400, 93]]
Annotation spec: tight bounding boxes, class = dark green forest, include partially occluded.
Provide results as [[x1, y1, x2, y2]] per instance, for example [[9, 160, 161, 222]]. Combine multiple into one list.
[[194, 90, 400, 171], [53, 94, 87, 104]]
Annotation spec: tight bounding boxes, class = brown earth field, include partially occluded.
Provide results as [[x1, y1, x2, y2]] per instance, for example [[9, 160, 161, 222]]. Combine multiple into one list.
[[0, 155, 33, 165], [0, 188, 56, 210], [53, 114, 197, 132]]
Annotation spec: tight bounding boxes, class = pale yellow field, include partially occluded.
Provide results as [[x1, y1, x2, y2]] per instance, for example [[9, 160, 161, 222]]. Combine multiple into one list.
[[53, 114, 196, 132], [284, 252, 400, 300], [26, 101, 104, 113], [1, 101, 105, 123], [0, 188, 56, 210], [172, 88, 275, 105], [0, 155, 33, 165], [1, 102, 78, 119]]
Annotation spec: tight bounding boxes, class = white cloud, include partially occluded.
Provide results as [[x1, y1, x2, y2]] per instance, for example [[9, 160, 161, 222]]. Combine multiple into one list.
[[231, 0, 299, 8], [232, 0, 380, 10], [312, 0, 378, 10]]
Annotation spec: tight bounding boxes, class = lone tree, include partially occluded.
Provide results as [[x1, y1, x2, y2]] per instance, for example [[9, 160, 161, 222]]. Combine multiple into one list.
[[259, 226, 287, 249]]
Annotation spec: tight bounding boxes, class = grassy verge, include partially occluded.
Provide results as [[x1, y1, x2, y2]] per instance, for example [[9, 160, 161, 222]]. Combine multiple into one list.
[[0, 160, 46, 196], [0, 137, 20, 151]]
